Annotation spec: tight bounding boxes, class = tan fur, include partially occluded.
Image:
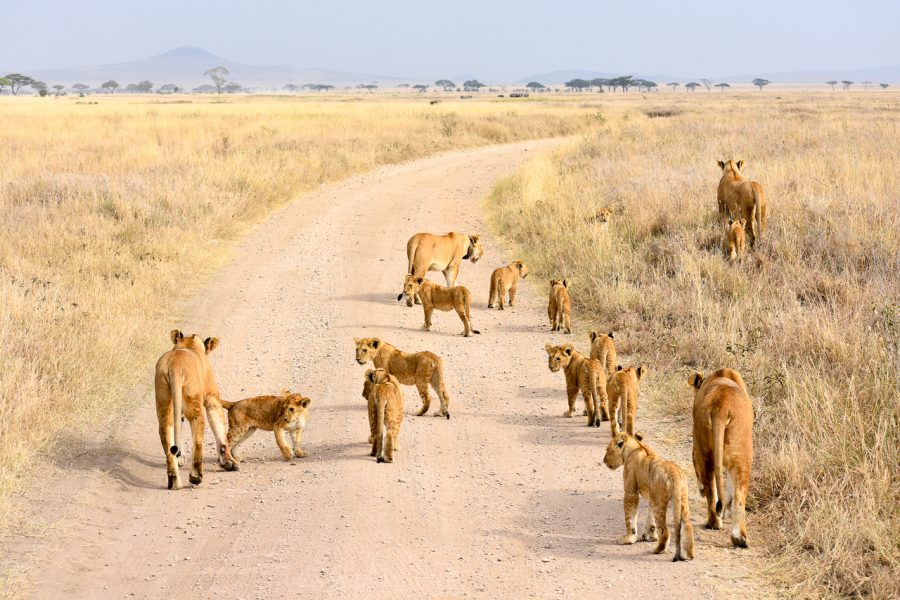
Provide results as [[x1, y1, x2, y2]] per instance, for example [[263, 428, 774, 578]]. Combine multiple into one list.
[[586, 207, 613, 229], [364, 369, 404, 463], [717, 159, 768, 247], [589, 331, 617, 378], [221, 391, 311, 465], [544, 343, 609, 427], [603, 432, 695, 561], [488, 260, 529, 310], [154, 329, 235, 490], [402, 275, 480, 337], [403, 231, 483, 306], [726, 218, 747, 261], [355, 337, 450, 418], [688, 368, 754, 548], [547, 279, 572, 333], [607, 365, 647, 437]]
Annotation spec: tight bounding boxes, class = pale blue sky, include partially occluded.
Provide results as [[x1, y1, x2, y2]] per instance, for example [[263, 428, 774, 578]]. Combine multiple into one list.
[[2, 0, 897, 79]]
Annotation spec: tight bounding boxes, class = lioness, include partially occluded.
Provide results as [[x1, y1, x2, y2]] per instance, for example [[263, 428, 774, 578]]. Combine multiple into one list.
[[488, 260, 529, 310], [403, 232, 483, 306], [689, 368, 754, 548], [355, 337, 450, 418], [401, 275, 480, 337], [544, 343, 609, 427], [603, 432, 695, 561], [154, 330, 235, 490], [589, 331, 617, 378], [548, 279, 572, 334], [364, 369, 404, 463], [717, 159, 768, 247], [221, 391, 311, 465], [607, 365, 647, 437], [726, 218, 747, 261]]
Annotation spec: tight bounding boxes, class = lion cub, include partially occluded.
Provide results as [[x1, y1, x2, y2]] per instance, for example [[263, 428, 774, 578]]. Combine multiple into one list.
[[586, 207, 613, 229], [548, 279, 572, 333], [363, 369, 404, 463], [607, 365, 646, 437], [726, 218, 747, 261], [589, 331, 617, 378], [544, 343, 609, 426], [603, 432, 695, 562], [221, 391, 311, 465], [488, 260, 529, 310], [401, 275, 480, 337]]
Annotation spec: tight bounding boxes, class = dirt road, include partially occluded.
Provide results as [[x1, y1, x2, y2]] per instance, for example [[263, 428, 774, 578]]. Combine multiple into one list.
[[9, 139, 760, 599]]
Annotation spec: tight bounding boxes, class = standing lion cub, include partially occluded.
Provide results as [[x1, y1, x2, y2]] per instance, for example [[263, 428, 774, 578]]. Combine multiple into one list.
[[400, 275, 480, 337], [545, 343, 609, 427], [221, 391, 311, 466], [363, 369, 404, 463], [726, 218, 747, 261], [488, 260, 529, 310], [548, 279, 572, 333], [604, 432, 695, 562]]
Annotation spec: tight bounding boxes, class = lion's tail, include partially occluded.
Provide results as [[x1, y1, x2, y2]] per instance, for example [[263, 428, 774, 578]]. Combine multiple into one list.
[[488, 275, 497, 306], [752, 184, 764, 245], [673, 480, 695, 561], [711, 408, 727, 518], [465, 289, 481, 334], [169, 369, 183, 459], [219, 399, 236, 410]]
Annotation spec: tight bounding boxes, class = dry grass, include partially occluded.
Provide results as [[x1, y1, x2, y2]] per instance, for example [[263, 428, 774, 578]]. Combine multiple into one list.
[[486, 91, 899, 599], [0, 94, 595, 522]]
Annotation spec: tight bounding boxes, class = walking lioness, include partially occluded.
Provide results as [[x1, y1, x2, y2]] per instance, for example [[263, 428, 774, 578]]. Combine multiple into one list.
[[717, 159, 768, 247], [355, 337, 451, 418], [603, 432, 695, 561], [689, 368, 754, 548], [402, 231, 483, 306], [154, 330, 235, 490], [400, 275, 480, 337]]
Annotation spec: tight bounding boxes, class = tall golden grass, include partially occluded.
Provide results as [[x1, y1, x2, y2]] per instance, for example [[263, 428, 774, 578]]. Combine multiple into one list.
[[0, 94, 593, 521], [486, 92, 899, 599]]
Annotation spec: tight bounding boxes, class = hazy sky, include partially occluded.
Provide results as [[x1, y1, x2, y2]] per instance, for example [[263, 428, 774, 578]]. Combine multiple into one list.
[[2, 0, 897, 79]]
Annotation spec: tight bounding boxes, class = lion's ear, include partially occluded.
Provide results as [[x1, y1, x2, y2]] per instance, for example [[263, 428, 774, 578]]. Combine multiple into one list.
[[280, 388, 290, 396], [471, 234, 480, 242], [617, 365, 623, 371], [549, 279, 557, 287], [728, 218, 734, 226], [365, 369, 375, 382], [562, 279, 569, 288], [634, 432, 644, 441], [689, 371, 704, 389], [636, 365, 646, 380], [170, 329, 183, 344], [589, 331, 597, 342], [564, 345, 573, 356], [415, 276, 424, 284], [300, 397, 311, 408], [736, 159, 744, 170], [717, 160, 726, 169], [370, 338, 380, 349], [608, 331, 614, 339], [544, 343, 553, 354], [204, 337, 219, 353]]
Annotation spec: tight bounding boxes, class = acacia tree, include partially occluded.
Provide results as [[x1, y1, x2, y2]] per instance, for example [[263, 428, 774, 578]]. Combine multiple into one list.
[[435, 79, 456, 91], [826, 80, 838, 91], [5, 73, 36, 95], [685, 82, 700, 92], [136, 80, 154, 93], [357, 83, 378, 93], [841, 80, 853, 90], [715, 82, 731, 92], [880, 83, 890, 90], [204, 66, 229, 93], [32, 81, 48, 96], [72, 83, 90, 94], [412, 84, 428, 92], [463, 79, 485, 92], [223, 81, 242, 93], [159, 83, 180, 93], [101, 80, 120, 93], [700, 78, 713, 91], [752, 78, 770, 90], [861, 81, 872, 90], [564, 78, 590, 91], [52, 84, 65, 95], [667, 82, 679, 91], [525, 81, 545, 91]]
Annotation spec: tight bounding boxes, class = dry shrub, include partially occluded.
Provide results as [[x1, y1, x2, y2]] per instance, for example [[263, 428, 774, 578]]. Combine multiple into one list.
[[487, 92, 900, 599]]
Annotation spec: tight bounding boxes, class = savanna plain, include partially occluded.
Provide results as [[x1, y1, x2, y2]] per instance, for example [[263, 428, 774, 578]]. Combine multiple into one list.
[[0, 90, 897, 599]]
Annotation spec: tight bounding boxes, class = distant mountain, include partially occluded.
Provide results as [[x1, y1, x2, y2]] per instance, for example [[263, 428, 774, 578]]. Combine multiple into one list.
[[27, 47, 423, 89], [518, 66, 900, 85]]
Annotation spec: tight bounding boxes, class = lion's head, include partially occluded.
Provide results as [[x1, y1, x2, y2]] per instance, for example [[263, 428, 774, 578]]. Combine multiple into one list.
[[717, 159, 744, 175], [170, 329, 218, 354], [280, 391, 311, 426], [464, 234, 484, 263], [513, 260, 529, 279], [603, 431, 643, 470], [400, 274, 424, 301], [354, 337, 381, 365], [544, 343, 574, 373]]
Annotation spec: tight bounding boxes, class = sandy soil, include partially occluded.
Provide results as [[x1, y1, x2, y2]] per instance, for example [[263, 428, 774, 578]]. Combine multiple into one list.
[[4, 139, 768, 599]]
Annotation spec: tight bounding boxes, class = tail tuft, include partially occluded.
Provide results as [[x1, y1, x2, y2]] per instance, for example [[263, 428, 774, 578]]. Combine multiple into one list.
[[473, 329, 481, 335], [445, 412, 450, 420], [170, 445, 180, 457]]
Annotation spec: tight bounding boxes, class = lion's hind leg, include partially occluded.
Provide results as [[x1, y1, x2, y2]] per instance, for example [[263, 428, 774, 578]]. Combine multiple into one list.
[[414, 370, 433, 417], [651, 497, 671, 554]]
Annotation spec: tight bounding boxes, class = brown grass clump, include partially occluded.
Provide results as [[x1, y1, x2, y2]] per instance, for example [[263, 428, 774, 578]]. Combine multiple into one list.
[[486, 92, 899, 599], [0, 94, 593, 522]]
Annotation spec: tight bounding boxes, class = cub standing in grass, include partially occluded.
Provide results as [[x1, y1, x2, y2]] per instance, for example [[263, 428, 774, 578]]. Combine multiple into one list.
[[488, 260, 529, 310], [589, 331, 617, 378], [607, 365, 646, 437], [603, 432, 695, 562], [221, 390, 311, 466], [726, 218, 747, 261], [355, 337, 451, 418], [544, 343, 609, 427], [688, 368, 754, 548], [154, 329, 235, 490], [716, 159, 768, 247], [400, 275, 480, 337], [363, 369, 404, 463], [548, 279, 572, 333]]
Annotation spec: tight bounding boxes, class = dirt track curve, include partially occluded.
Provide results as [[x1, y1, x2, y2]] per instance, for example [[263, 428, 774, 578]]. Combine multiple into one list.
[[8, 139, 764, 599]]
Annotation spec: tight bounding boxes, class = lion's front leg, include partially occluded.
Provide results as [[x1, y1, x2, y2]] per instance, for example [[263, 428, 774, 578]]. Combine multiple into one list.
[[291, 428, 308, 458], [444, 261, 461, 287], [274, 428, 293, 460], [422, 304, 433, 331]]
